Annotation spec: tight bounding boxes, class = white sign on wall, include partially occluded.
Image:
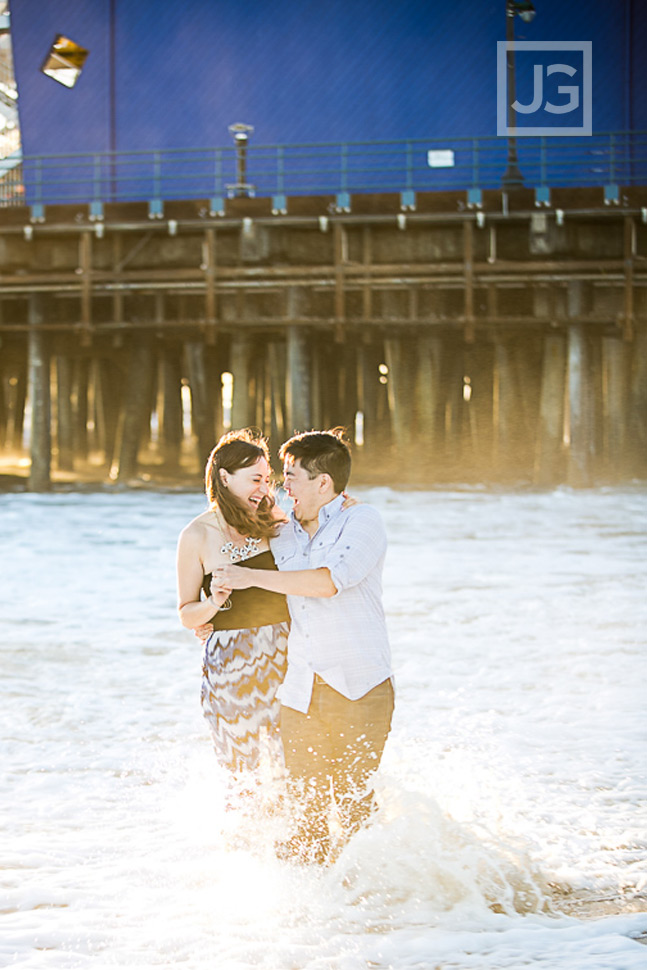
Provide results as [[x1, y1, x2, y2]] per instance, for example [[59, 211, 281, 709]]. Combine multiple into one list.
[[427, 150, 455, 168]]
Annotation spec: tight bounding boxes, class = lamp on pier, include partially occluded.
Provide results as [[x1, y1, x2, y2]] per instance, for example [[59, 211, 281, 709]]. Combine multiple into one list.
[[227, 123, 255, 198], [502, 0, 536, 190]]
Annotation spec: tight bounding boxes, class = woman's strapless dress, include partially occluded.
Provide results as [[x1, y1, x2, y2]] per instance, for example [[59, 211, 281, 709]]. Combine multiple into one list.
[[200, 550, 290, 772]]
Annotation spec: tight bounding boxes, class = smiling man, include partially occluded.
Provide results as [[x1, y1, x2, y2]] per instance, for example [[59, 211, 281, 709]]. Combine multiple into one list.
[[214, 429, 395, 864]]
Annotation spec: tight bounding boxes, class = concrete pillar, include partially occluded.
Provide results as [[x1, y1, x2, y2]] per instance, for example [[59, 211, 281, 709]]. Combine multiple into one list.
[[268, 341, 286, 446], [10, 360, 27, 451], [493, 339, 517, 468], [117, 339, 155, 482], [629, 326, 647, 473], [602, 336, 628, 473], [356, 340, 379, 449], [286, 324, 311, 434], [97, 357, 122, 469], [160, 347, 183, 468], [443, 339, 465, 463], [0, 349, 6, 449], [341, 339, 358, 432], [27, 294, 51, 491], [565, 279, 595, 485], [384, 337, 412, 448], [566, 323, 592, 487], [185, 340, 214, 468], [309, 334, 323, 431], [73, 357, 90, 460], [534, 333, 567, 486], [415, 334, 442, 445], [230, 331, 251, 430], [56, 353, 75, 471]]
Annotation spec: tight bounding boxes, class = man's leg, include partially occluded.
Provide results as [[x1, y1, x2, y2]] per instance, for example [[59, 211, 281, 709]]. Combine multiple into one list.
[[279, 691, 333, 863], [327, 679, 394, 839], [280, 679, 394, 862]]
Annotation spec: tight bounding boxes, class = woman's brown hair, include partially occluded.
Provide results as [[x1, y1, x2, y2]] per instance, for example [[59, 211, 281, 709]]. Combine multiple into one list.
[[205, 429, 282, 540]]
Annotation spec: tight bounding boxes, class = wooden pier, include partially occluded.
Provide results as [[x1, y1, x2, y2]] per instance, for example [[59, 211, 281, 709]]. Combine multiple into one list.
[[0, 186, 646, 488]]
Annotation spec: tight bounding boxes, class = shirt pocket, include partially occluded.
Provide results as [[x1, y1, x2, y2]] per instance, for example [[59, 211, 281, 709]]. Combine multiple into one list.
[[310, 529, 344, 569], [274, 547, 299, 570]]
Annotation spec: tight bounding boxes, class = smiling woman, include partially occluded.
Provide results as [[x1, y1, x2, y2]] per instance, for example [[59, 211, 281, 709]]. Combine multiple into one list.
[[176, 429, 290, 773]]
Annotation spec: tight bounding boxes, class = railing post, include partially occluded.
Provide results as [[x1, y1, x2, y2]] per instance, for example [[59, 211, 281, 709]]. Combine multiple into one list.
[[626, 129, 634, 186], [148, 151, 163, 217], [90, 154, 103, 220], [272, 145, 287, 214], [336, 143, 350, 212], [467, 138, 482, 208], [93, 154, 100, 201], [534, 136, 550, 206], [277, 145, 285, 195], [210, 148, 224, 215], [605, 132, 619, 205], [30, 158, 45, 222], [405, 141, 413, 191], [400, 140, 416, 211]]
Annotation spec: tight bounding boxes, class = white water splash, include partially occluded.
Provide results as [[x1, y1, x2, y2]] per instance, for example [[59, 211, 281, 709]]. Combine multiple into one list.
[[1, 486, 646, 968]]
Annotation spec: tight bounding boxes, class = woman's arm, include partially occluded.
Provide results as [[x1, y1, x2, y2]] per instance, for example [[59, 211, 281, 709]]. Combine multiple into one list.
[[211, 563, 337, 599], [176, 525, 231, 629]]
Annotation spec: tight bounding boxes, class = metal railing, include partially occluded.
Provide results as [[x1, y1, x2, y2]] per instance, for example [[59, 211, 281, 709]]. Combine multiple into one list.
[[2, 131, 646, 209]]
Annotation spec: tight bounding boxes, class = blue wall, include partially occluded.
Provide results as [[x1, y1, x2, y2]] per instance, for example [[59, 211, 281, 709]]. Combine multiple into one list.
[[10, 0, 645, 157]]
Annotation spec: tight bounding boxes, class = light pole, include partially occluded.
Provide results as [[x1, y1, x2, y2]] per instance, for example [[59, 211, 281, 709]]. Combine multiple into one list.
[[502, 0, 536, 190], [227, 123, 255, 198]]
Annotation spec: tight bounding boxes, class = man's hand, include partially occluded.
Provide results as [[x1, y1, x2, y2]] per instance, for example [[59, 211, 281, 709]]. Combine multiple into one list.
[[212, 564, 253, 590]]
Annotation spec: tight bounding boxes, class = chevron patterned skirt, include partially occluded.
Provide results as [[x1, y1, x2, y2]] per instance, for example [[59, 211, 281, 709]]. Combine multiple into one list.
[[201, 622, 290, 772]]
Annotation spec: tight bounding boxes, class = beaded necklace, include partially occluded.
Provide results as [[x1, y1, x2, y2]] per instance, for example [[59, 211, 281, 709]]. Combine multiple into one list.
[[212, 508, 262, 563], [221, 536, 262, 563]]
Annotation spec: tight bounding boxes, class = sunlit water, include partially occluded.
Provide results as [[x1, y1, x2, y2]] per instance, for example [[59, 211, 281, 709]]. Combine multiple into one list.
[[1, 486, 646, 969]]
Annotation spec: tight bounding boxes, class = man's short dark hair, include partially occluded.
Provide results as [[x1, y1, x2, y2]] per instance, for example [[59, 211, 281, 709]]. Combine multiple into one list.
[[279, 429, 351, 493]]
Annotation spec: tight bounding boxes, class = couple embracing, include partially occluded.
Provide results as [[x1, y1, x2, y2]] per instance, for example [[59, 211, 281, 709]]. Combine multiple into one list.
[[176, 428, 394, 865]]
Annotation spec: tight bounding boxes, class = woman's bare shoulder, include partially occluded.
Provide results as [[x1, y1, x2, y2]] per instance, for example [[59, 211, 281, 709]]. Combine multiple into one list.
[[178, 510, 214, 545]]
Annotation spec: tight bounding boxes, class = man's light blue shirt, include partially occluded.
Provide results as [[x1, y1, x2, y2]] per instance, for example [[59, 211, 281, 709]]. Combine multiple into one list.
[[270, 494, 393, 714]]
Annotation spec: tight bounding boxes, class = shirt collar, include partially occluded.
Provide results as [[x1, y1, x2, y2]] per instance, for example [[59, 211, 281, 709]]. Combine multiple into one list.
[[291, 492, 345, 535], [318, 492, 345, 525]]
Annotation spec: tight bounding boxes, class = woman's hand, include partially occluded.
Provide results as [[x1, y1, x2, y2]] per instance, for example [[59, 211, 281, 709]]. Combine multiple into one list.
[[209, 578, 234, 603], [341, 491, 359, 509], [212, 564, 253, 590], [194, 622, 214, 642]]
